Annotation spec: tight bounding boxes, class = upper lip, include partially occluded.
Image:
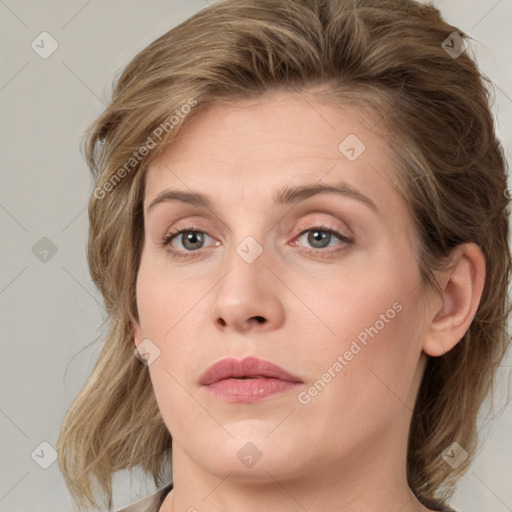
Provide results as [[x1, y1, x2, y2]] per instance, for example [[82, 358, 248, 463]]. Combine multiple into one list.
[[200, 356, 303, 385]]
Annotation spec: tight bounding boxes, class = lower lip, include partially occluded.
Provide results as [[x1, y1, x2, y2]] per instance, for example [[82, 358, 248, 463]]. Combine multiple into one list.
[[204, 378, 302, 403]]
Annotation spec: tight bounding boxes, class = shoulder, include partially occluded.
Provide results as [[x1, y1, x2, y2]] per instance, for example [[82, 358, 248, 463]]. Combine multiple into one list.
[[114, 482, 173, 512]]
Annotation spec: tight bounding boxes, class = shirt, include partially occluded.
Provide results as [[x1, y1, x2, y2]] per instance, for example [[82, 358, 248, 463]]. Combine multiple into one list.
[[115, 482, 173, 512], [114, 483, 458, 512]]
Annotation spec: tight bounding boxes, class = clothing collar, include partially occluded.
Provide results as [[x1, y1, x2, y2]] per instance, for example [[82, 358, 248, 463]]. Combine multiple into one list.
[[114, 482, 173, 512]]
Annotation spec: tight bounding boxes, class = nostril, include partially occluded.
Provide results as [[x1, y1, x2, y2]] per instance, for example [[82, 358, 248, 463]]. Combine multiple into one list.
[[253, 316, 265, 324]]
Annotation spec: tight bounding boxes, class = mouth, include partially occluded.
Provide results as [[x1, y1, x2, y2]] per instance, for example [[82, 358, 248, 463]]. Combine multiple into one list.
[[200, 356, 303, 403]]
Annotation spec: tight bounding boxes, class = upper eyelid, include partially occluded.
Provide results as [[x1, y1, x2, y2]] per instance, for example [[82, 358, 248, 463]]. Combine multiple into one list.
[[159, 209, 352, 235], [163, 220, 349, 238]]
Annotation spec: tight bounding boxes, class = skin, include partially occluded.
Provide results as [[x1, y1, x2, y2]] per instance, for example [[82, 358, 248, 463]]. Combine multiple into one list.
[[132, 89, 485, 512]]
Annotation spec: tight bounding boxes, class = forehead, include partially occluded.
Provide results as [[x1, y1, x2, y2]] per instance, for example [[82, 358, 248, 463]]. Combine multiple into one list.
[[152, 91, 386, 159], [143, 90, 399, 213]]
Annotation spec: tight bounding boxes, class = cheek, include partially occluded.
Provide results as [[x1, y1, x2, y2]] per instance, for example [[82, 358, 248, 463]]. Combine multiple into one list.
[[297, 260, 418, 359], [293, 300, 425, 457], [135, 250, 203, 341], [297, 252, 425, 409], [306, 289, 426, 427]]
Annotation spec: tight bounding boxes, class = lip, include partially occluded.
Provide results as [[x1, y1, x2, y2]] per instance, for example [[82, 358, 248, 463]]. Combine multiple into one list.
[[200, 356, 303, 403]]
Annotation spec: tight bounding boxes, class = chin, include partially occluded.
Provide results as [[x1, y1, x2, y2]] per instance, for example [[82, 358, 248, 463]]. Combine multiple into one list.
[[184, 428, 303, 481]]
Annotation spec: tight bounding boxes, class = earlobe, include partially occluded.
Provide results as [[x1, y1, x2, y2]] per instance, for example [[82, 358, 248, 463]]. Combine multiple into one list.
[[422, 243, 486, 357]]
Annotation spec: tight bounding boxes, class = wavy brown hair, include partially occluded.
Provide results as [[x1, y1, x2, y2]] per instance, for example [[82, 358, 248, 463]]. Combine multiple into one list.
[[57, 0, 511, 510]]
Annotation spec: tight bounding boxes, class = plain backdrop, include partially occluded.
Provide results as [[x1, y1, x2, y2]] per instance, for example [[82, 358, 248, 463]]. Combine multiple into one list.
[[1, 1, 511, 511]]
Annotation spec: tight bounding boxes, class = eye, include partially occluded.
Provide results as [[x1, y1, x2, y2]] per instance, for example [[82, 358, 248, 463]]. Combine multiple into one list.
[[160, 227, 217, 258], [160, 224, 353, 259], [292, 225, 353, 254]]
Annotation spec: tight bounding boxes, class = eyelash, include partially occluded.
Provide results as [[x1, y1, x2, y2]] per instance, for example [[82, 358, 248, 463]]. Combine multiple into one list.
[[160, 224, 354, 259]]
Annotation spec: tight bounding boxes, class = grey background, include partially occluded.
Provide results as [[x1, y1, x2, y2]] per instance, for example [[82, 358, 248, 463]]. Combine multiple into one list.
[[0, 1, 511, 511]]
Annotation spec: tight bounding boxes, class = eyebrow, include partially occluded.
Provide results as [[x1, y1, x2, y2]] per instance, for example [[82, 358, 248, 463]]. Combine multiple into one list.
[[146, 181, 379, 214]]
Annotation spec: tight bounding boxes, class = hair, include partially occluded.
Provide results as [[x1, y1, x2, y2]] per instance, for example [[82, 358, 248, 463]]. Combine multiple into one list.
[[57, 0, 511, 510]]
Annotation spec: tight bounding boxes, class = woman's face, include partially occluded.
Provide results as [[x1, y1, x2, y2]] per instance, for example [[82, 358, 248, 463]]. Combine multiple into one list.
[[133, 90, 435, 486]]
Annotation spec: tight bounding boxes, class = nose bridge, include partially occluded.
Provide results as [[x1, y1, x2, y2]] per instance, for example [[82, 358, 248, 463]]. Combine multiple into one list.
[[221, 205, 270, 272], [220, 231, 269, 301], [209, 226, 285, 332]]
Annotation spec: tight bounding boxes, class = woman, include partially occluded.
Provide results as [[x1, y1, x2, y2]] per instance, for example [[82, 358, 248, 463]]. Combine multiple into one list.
[[57, 1, 511, 511]]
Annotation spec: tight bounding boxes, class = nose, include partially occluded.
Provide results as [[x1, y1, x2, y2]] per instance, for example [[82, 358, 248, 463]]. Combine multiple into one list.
[[209, 241, 286, 334]]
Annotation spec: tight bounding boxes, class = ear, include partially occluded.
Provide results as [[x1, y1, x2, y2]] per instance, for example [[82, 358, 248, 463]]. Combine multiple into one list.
[[422, 243, 486, 357], [130, 317, 144, 348]]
